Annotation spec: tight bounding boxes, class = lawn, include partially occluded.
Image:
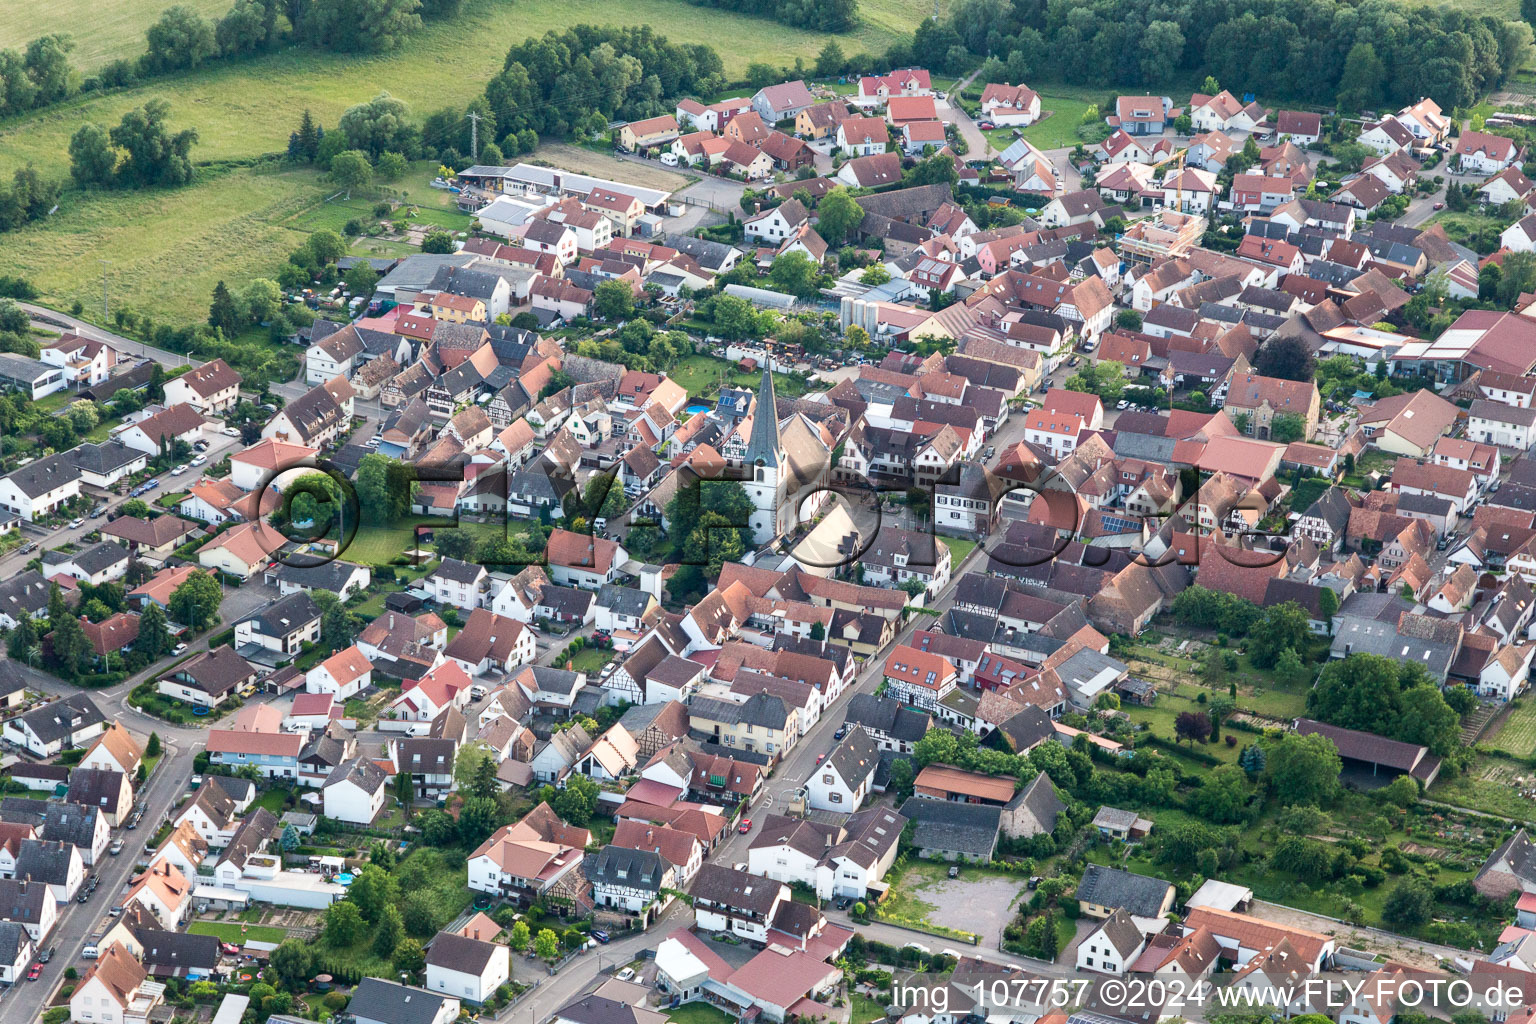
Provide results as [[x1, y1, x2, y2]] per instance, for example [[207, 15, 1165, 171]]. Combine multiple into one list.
[[850, 994, 888, 1024], [252, 788, 288, 815], [1489, 700, 1536, 759], [569, 647, 613, 675], [669, 1004, 735, 1024], [669, 354, 808, 401], [941, 536, 977, 569], [344, 516, 455, 566], [189, 921, 289, 944]]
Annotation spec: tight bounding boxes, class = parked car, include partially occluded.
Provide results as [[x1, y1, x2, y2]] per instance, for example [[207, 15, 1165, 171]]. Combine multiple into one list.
[[222, 427, 241, 437], [171, 465, 188, 476], [220, 943, 241, 956], [833, 725, 847, 740], [76, 890, 89, 903], [68, 518, 83, 528], [172, 642, 188, 655], [193, 439, 210, 451], [190, 455, 207, 467], [27, 962, 40, 981], [616, 968, 635, 982], [89, 505, 106, 518], [738, 818, 753, 834], [37, 947, 52, 964], [590, 930, 610, 944], [835, 896, 852, 910]]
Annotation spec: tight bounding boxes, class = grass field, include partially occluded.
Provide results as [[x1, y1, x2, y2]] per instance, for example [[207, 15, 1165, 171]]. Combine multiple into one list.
[[188, 921, 288, 944], [0, 0, 935, 179], [1430, 756, 1536, 823], [1490, 701, 1536, 759], [1, 0, 231, 72], [345, 517, 454, 566]]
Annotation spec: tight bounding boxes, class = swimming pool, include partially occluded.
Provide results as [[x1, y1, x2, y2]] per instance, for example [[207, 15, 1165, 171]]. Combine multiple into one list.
[[684, 403, 710, 415]]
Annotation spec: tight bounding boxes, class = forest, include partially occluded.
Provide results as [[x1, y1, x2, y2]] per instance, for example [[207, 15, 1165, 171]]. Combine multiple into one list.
[[908, 0, 1531, 113]]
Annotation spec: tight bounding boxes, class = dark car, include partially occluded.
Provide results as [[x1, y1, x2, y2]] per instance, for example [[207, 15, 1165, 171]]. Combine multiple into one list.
[[833, 725, 847, 740], [590, 930, 610, 944], [77, 890, 89, 903], [37, 947, 53, 964], [835, 896, 852, 910]]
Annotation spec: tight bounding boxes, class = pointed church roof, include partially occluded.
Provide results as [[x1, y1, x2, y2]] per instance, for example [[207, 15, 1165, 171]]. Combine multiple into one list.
[[744, 366, 783, 467]]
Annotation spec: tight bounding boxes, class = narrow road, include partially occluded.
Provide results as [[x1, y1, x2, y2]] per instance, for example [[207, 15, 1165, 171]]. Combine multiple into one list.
[[18, 302, 201, 371], [6, 723, 201, 1023]]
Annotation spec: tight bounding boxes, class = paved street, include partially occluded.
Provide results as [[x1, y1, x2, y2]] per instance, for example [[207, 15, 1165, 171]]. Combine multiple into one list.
[[2, 686, 203, 1022], [19, 303, 202, 372]]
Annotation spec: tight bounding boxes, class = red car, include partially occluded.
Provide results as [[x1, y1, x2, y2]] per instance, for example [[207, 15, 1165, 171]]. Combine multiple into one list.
[[816, 753, 825, 764], [27, 962, 42, 981], [738, 818, 753, 834], [221, 943, 241, 956]]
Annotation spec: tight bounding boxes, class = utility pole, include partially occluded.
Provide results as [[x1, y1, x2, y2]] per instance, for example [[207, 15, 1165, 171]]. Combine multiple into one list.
[[468, 111, 481, 160], [98, 259, 111, 322]]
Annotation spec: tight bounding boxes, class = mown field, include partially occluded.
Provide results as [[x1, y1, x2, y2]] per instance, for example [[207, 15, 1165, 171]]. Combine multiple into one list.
[[0, 0, 935, 324], [0, 0, 231, 71]]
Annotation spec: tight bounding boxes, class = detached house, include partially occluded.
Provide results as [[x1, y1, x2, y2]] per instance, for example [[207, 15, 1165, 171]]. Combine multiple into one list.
[[1457, 131, 1521, 175], [980, 83, 1041, 126], [164, 358, 241, 414], [805, 729, 878, 812]]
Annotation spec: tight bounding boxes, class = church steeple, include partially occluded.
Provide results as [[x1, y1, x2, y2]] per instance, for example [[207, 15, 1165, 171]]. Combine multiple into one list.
[[744, 365, 783, 469]]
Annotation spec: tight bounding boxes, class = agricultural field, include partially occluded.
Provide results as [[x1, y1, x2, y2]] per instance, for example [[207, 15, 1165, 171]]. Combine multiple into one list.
[[1, 0, 938, 180], [1430, 756, 1536, 824], [1488, 699, 1536, 759]]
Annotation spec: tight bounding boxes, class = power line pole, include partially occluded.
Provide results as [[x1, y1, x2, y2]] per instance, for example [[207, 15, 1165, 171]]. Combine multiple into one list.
[[98, 259, 111, 323], [467, 111, 481, 160]]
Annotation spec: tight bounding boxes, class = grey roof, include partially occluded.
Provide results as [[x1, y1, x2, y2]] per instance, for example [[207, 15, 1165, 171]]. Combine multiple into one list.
[[0, 877, 48, 926], [271, 560, 367, 594], [135, 927, 220, 973], [65, 441, 144, 476], [690, 692, 788, 731], [0, 659, 27, 700], [433, 558, 485, 586], [66, 767, 124, 812], [244, 592, 322, 638], [1302, 487, 1353, 534], [1094, 907, 1147, 959], [43, 540, 129, 576], [14, 693, 106, 745], [844, 693, 930, 743], [424, 930, 500, 974], [14, 838, 75, 884], [40, 803, 103, 848], [671, 235, 739, 272], [596, 584, 652, 618], [348, 978, 458, 1024], [0, 352, 58, 384], [0, 921, 26, 965], [823, 728, 879, 786], [1009, 773, 1066, 834], [744, 367, 782, 468], [1076, 864, 1174, 918], [375, 253, 478, 294], [554, 994, 664, 1024], [324, 757, 387, 794], [898, 796, 1001, 857], [1, 452, 81, 499], [584, 845, 670, 893], [689, 863, 781, 916], [537, 585, 593, 619]]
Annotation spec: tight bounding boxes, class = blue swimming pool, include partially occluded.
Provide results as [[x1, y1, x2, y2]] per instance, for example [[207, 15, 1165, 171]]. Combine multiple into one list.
[[684, 403, 710, 415], [336, 872, 354, 885]]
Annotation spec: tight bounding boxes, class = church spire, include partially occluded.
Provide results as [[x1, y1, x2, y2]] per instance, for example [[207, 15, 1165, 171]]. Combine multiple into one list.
[[744, 364, 782, 468]]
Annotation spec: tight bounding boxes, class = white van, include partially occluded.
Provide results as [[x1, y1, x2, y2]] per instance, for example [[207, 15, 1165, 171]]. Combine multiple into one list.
[[470, 684, 489, 700], [82, 941, 99, 959]]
